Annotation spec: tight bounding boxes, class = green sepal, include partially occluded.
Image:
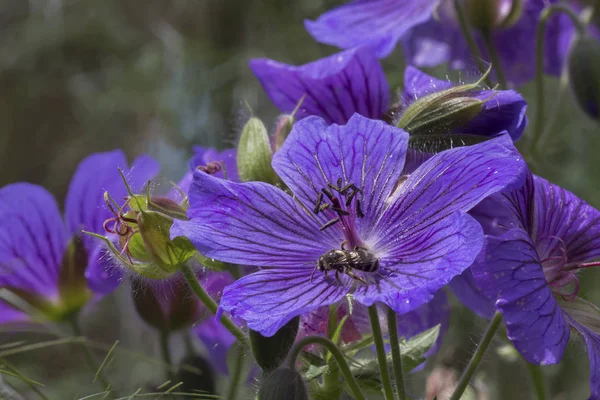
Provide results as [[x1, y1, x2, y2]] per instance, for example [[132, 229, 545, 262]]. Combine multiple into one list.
[[237, 117, 277, 184], [257, 367, 309, 400], [57, 237, 92, 316], [568, 35, 600, 121], [250, 316, 300, 373]]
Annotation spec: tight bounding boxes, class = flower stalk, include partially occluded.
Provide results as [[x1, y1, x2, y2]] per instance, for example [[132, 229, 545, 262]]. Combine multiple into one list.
[[449, 311, 503, 400], [180, 264, 248, 346], [368, 306, 395, 400], [159, 330, 173, 381], [526, 362, 547, 400], [287, 336, 366, 400], [481, 30, 507, 89], [387, 307, 407, 400]]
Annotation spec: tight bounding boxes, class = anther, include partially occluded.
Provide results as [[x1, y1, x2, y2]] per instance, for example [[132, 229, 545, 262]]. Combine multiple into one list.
[[339, 183, 355, 196], [322, 187, 334, 200], [320, 217, 340, 231], [330, 207, 350, 216], [345, 189, 358, 207], [313, 192, 323, 214], [356, 199, 364, 218]]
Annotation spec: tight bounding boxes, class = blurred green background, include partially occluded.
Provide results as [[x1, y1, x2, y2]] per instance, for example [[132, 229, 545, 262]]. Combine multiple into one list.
[[1, 0, 599, 399]]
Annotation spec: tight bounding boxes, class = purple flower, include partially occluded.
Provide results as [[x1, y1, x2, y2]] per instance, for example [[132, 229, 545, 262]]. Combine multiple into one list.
[[305, 0, 572, 85], [470, 172, 600, 399], [171, 113, 526, 336], [176, 146, 238, 195], [251, 50, 527, 141], [0, 150, 159, 323], [304, 0, 439, 58], [250, 48, 389, 125]]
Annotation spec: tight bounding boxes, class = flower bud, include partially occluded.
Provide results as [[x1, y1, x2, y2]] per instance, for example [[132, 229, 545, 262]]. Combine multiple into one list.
[[237, 117, 278, 184], [273, 114, 295, 151], [568, 35, 600, 121], [250, 316, 300, 373], [257, 368, 309, 400], [176, 354, 217, 396], [462, 0, 523, 31]]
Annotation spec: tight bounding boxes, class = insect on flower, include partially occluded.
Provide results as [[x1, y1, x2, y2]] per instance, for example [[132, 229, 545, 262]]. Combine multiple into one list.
[[171, 113, 526, 336]]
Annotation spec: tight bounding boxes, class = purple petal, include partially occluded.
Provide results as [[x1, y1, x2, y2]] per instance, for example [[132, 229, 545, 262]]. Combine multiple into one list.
[[565, 306, 600, 400], [188, 147, 239, 182], [219, 268, 347, 336], [402, 66, 452, 103], [450, 269, 496, 320], [84, 247, 123, 295], [273, 114, 409, 236], [250, 49, 389, 124], [0, 183, 67, 298], [533, 175, 600, 264], [0, 303, 28, 324], [462, 90, 528, 141], [371, 134, 526, 249], [472, 228, 570, 364], [304, 0, 438, 58], [170, 171, 338, 267], [354, 213, 482, 314]]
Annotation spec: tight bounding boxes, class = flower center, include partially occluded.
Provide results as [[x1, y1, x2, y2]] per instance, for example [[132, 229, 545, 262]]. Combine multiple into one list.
[[313, 178, 364, 248]]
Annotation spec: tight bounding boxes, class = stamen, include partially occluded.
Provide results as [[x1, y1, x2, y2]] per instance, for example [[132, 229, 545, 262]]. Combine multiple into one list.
[[320, 218, 340, 231], [330, 207, 350, 216], [322, 187, 334, 201], [313, 192, 323, 214], [356, 199, 364, 218]]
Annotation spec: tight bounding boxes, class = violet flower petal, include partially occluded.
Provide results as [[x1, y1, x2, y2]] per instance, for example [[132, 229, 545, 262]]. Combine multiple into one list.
[[273, 114, 409, 236], [533, 175, 600, 264], [0, 183, 67, 298], [402, 65, 452, 103], [449, 269, 496, 320], [219, 269, 347, 336], [189, 146, 239, 182], [250, 49, 389, 124], [170, 173, 338, 267], [472, 228, 570, 364], [354, 212, 482, 313], [569, 319, 600, 400], [304, 0, 439, 58]]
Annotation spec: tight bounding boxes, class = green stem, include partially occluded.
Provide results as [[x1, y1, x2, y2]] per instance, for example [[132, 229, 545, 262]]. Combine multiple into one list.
[[481, 30, 507, 89], [226, 344, 244, 400], [526, 362, 546, 400], [70, 317, 113, 397], [387, 307, 406, 400], [322, 305, 342, 399], [287, 336, 366, 400], [453, 0, 493, 87], [181, 264, 247, 346], [530, 4, 587, 154], [449, 312, 503, 400], [159, 330, 173, 381], [368, 306, 394, 400]]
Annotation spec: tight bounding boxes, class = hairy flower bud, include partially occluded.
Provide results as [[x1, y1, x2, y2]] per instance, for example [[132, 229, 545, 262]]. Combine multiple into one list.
[[273, 114, 295, 151], [250, 316, 300, 373], [257, 367, 309, 400], [237, 117, 278, 184], [568, 35, 600, 121], [395, 67, 492, 136], [462, 0, 523, 31]]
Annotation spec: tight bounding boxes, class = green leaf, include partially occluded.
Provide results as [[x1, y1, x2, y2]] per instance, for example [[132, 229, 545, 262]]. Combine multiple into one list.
[[398, 324, 441, 372]]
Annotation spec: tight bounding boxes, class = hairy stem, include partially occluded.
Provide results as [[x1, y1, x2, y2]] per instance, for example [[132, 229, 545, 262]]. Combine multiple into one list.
[[387, 307, 407, 400], [226, 345, 245, 400], [526, 362, 547, 400], [481, 30, 507, 89], [530, 4, 587, 154], [181, 264, 247, 346], [70, 317, 113, 397], [368, 306, 394, 400], [449, 311, 503, 400], [287, 336, 366, 400], [454, 0, 493, 87], [159, 330, 173, 381]]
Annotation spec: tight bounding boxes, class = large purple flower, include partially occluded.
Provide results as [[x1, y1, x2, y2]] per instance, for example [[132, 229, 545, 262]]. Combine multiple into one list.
[[171, 113, 526, 336], [251, 49, 527, 140], [0, 150, 159, 323], [470, 172, 600, 399], [305, 0, 571, 84]]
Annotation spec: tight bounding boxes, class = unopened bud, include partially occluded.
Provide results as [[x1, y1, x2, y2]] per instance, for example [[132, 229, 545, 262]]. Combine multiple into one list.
[[237, 117, 277, 184], [403, 96, 484, 136], [568, 35, 600, 121], [257, 368, 309, 400], [273, 114, 295, 150], [462, 0, 523, 31], [250, 316, 299, 373], [176, 354, 217, 396]]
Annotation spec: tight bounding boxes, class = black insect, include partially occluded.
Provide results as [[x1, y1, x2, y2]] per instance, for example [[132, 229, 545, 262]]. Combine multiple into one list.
[[311, 246, 380, 284]]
